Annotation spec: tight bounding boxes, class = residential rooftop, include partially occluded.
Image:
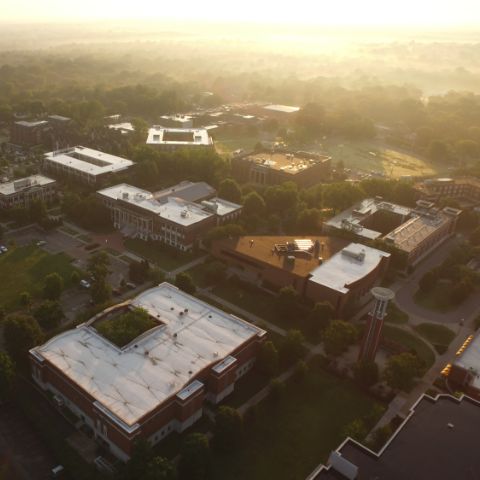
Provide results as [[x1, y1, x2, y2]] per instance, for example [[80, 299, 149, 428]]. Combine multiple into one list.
[[313, 394, 480, 480], [31, 283, 265, 427], [146, 127, 213, 146], [245, 151, 330, 175], [263, 104, 300, 114], [0, 174, 56, 196], [214, 236, 350, 278], [44, 146, 134, 176], [309, 243, 390, 294]]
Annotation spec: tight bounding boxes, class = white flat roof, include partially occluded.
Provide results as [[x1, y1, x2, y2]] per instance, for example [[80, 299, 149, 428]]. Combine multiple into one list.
[[264, 104, 300, 114], [108, 122, 134, 132], [205, 197, 242, 217], [454, 335, 480, 390], [0, 175, 55, 196], [325, 198, 411, 240], [44, 146, 134, 176], [32, 283, 264, 427], [98, 184, 215, 226], [146, 127, 212, 146], [309, 243, 390, 294]]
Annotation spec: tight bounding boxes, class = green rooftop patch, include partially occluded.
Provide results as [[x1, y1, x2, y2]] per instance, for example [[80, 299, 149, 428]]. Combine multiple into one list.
[[95, 307, 158, 347]]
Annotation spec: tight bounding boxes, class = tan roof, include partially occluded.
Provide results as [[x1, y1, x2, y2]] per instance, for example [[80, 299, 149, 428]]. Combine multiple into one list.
[[215, 235, 349, 278]]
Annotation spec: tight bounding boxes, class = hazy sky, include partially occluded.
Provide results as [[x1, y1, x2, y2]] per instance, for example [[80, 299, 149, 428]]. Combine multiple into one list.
[[1, 0, 480, 26]]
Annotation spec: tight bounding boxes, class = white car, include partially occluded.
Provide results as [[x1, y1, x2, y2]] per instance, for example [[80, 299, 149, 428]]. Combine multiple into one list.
[[0, 245, 7, 253], [36, 240, 46, 246], [80, 279, 91, 289]]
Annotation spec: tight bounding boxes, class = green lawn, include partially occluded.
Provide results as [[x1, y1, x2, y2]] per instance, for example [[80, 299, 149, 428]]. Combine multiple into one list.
[[124, 238, 202, 272], [414, 283, 456, 313], [0, 245, 79, 311], [385, 302, 409, 324], [209, 364, 384, 480], [186, 258, 216, 288], [382, 325, 435, 370], [414, 323, 455, 349], [322, 140, 439, 178]]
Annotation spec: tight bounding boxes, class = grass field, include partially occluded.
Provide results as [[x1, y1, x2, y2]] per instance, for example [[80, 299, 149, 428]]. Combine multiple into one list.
[[414, 323, 455, 348], [208, 363, 384, 480], [385, 302, 409, 324], [382, 325, 435, 370], [0, 245, 78, 311], [124, 238, 202, 272], [323, 141, 438, 178]]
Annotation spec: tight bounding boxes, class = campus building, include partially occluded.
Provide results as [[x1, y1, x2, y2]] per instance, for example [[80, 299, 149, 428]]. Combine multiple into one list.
[[415, 177, 480, 206], [43, 146, 134, 186], [10, 120, 50, 147], [211, 236, 390, 316], [324, 198, 461, 267], [146, 127, 214, 151], [97, 181, 242, 251], [29, 283, 266, 461], [0, 175, 57, 209], [310, 394, 480, 480], [231, 150, 331, 188]]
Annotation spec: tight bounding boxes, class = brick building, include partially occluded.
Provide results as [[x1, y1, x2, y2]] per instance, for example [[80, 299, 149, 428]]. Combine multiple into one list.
[[43, 146, 134, 186], [231, 150, 331, 188], [10, 120, 50, 147], [97, 181, 242, 251], [29, 283, 266, 461], [415, 177, 480, 205], [0, 175, 56, 209], [211, 236, 390, 316], [324, 198, 461, 267]]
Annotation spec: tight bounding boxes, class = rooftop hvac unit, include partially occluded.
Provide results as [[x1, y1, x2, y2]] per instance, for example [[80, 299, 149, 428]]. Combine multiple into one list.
[[181, 210, 189, 218], [122, 192, 129, 200]]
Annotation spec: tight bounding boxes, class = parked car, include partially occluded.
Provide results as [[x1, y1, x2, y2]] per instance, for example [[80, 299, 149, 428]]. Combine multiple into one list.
[[36, 240, 46, 246], [80, 279, 91, 289], [0, 245, 8, 253], [51, 465, 65, 478]]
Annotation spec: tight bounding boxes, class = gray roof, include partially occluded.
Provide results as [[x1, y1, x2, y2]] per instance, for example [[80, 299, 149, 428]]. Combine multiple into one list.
[[153, 181, 216, 203]]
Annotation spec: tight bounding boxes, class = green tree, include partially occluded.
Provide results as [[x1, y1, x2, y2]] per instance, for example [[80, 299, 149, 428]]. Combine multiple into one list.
[[323, 320, 357, 356], [470, 226, 480, 246], [276, 286, 299, 321], [384, 352, 421, 391], [178, 433, 210, 480], [242, 191, 266, 217], [296, 208, 321, 232], [213, 406, 244, 451], [33, 301, 64, 331], [343, 418, 367, 442], [175, 272, 196, 295], [354, 360, 379, 387], [281, 329, 305, 364], [268, 378, 286, 402], [293, 359, 309, 382], [145, 457, 176, 480], [19, 291, 31, 306], [218, 178, 242, 203], [0, 351, 15, 402], [427, 140, 450, 163], [256, 340, 279, 377], [43, 273, 64, 300], [307, 301, 334, 336], [87, 251, 111, 304], [3, 314, 43, 363], [418, 270, 436, 293], [70, 270, 80, 285]]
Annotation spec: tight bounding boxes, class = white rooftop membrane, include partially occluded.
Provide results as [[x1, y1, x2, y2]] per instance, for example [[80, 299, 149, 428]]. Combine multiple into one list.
[[44, 146, 134, 176], [309, 243, 390, 293], [32, 283, 264, 427], [0, 174, 55, 196]]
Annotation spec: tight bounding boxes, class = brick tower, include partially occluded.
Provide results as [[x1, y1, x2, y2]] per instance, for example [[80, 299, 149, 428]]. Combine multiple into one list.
[[358, 287, 395, 362]]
